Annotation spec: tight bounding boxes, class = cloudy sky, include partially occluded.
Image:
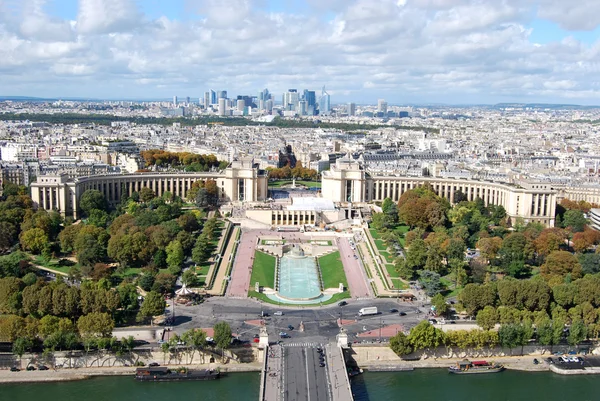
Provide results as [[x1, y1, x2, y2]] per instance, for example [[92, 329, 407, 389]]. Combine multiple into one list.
[[1, 0, 600, 104]]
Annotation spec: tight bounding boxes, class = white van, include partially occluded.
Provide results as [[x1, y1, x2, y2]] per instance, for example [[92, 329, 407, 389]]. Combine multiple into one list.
[[274, 311, 283, 316]]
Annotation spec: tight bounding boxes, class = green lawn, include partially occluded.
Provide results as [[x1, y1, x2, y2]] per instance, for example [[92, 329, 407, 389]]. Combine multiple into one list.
[[379, 250, 396, 263], [318, 251, 349, 289], [269, 180, 321, 188], [390, 279, 409, 290], [385, 263, 400, 278], [32, 256, 73, 274], [113, 267, 140, 278], [195, 263, 211, 276], [250, 251, 276, 290]]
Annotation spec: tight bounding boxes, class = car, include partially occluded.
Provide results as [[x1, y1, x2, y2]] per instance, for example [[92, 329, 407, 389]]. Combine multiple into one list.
[[545, 357, 554, 364], [288, 325, 294, 330], [10, 367, 20, 372], [338, 301, 347, 307], [317, 347, 323, 353], [253, 338, 260, 343], [319, 362, 326, 367], [26, 366, 36, 371], [353, 255, 358, 259], [253, 334, 259, 339], [572, 357, 580, 363], [399, 312, 407, 316], [148, 362, 160, 367], [428, 319, 437, 324], [279, 332, 289, 338], [389, 308, 398, 313], [274, 311, 283, 316], [38, 365, 49, 371], [259, 311, 269, 317]]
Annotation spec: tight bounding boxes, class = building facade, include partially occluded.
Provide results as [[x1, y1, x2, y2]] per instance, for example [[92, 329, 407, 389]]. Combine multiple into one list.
[[31, 159, 268, 219], [322, 158, 557, 226]]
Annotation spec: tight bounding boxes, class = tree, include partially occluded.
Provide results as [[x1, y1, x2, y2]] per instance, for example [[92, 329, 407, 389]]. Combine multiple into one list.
[[418, 270, 442, 297], [181, 269, 197, 287], [79, 190, 108, 216], [138, 274, 155, 292], [405, 239, 427, 269], [476, 306, 499, 331], [498, 324, 521, 354], [87, 209, 110, 228], [77, 312, 114, 338], [579, 253, 600, 275], [431, 293, 448, 317], [12, 336, 33, 362], [563, 210, 587, 233], [477, 237, 503, 263], [498, 232, 530, 277], [458, 283, 497, 316], [138, 291, 165, 325], [213, 321, 232, 361], [166, 240, 184, 273], [390, 332, 413, 356], [181, 328, 207, 364], [408, 321, 446, 352], [568, 319, 588, 346], [381, 198, 399, 229], [152, 273, 177, 294], [139, 188, 156, 203], [20, 228, 49, 254], [540, 251, 582, 282]]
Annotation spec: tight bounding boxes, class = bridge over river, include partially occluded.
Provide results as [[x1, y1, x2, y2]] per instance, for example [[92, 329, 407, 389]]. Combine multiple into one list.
[[260, 342, 354, 401]]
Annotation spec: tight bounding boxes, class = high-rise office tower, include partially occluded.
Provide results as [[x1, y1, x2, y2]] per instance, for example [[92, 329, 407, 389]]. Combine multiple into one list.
[[186, 96, 190, 105], [299, 100, 307, 116], [284, 89, 299, 111], [265, 99, 274, 113], [173, 96, 178, 107], [210, 90, 217, 105], [218, 90, 227, 100], [204, 92, 211, 109], [259, 100, 265, 111], [377, 99, 388, 114], [304, 90, 316, 115], [348, 102, 356, 116], [318, 86, 330, 115], [237, 99, 245, 111], [218, 98, 227, 116]]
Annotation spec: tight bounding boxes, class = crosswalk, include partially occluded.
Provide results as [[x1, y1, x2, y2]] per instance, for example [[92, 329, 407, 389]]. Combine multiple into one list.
[[283, 342, 322, 347]]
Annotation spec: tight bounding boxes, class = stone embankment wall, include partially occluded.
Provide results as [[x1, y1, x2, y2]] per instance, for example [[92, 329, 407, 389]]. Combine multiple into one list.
[[9, 347, 260, 369], [347, 344, 599, 366]]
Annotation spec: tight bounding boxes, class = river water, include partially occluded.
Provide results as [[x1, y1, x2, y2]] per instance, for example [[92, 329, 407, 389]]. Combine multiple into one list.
[[2, 369, 600, 401]]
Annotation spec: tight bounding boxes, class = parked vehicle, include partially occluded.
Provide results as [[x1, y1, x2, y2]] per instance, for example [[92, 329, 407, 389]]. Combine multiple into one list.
[[38, 365, 49, 371], [10, 367, 20, 372], [389, 308, 398, 313], [274, 311, 283, 316], [358, 307, 378, 316], [338, 301, 347, 307]]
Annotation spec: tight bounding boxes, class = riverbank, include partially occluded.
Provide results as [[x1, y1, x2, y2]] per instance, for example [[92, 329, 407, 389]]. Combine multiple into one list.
[[0, 362, 262, 384], [357, 354, 549, 373]]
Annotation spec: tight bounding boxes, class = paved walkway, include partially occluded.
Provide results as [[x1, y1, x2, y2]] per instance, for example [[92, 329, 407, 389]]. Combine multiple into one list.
[[337, 238, 373, 299], [263, 344, 283, 401], [207, 226, 240, 296], [357, 323, 404, 338], [326, 344, 354, 401]]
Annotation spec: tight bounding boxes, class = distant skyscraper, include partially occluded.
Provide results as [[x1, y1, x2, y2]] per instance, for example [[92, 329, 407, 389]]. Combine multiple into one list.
[[218, 90, 227, 99], [377, 99, 388, 114], [299, 100, 308, 116], [348, 102, 356, 116], [186, 96, 190, 104], [204, 92, 211, 109], [284, 89, 299, 111], [318, 86, 330, 115], [173, 96, 178, 107], [237, 99, 245, 111], [304, 90, 316, 115], [210, 90, 217, 105], [218, 98, 227, 116], [265, 99, 274, 113]]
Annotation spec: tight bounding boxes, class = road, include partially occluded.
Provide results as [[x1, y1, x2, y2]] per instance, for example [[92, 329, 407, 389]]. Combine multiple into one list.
[[169, 297, 427, 346], [283, 346, 329, 401]]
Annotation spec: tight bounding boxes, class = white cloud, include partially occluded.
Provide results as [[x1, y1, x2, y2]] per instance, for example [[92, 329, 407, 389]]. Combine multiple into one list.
[[537, 0, 600, 31], [76, 0, 142, 34], [0, 0, 599, 103]]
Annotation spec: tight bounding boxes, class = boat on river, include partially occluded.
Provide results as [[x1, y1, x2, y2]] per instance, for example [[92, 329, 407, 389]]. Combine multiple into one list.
[[448, 360, 505, 374], [135, 367, 222, 382]]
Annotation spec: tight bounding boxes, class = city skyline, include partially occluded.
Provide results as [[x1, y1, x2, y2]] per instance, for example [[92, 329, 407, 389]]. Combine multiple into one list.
[[1, 0, 600, 104]]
